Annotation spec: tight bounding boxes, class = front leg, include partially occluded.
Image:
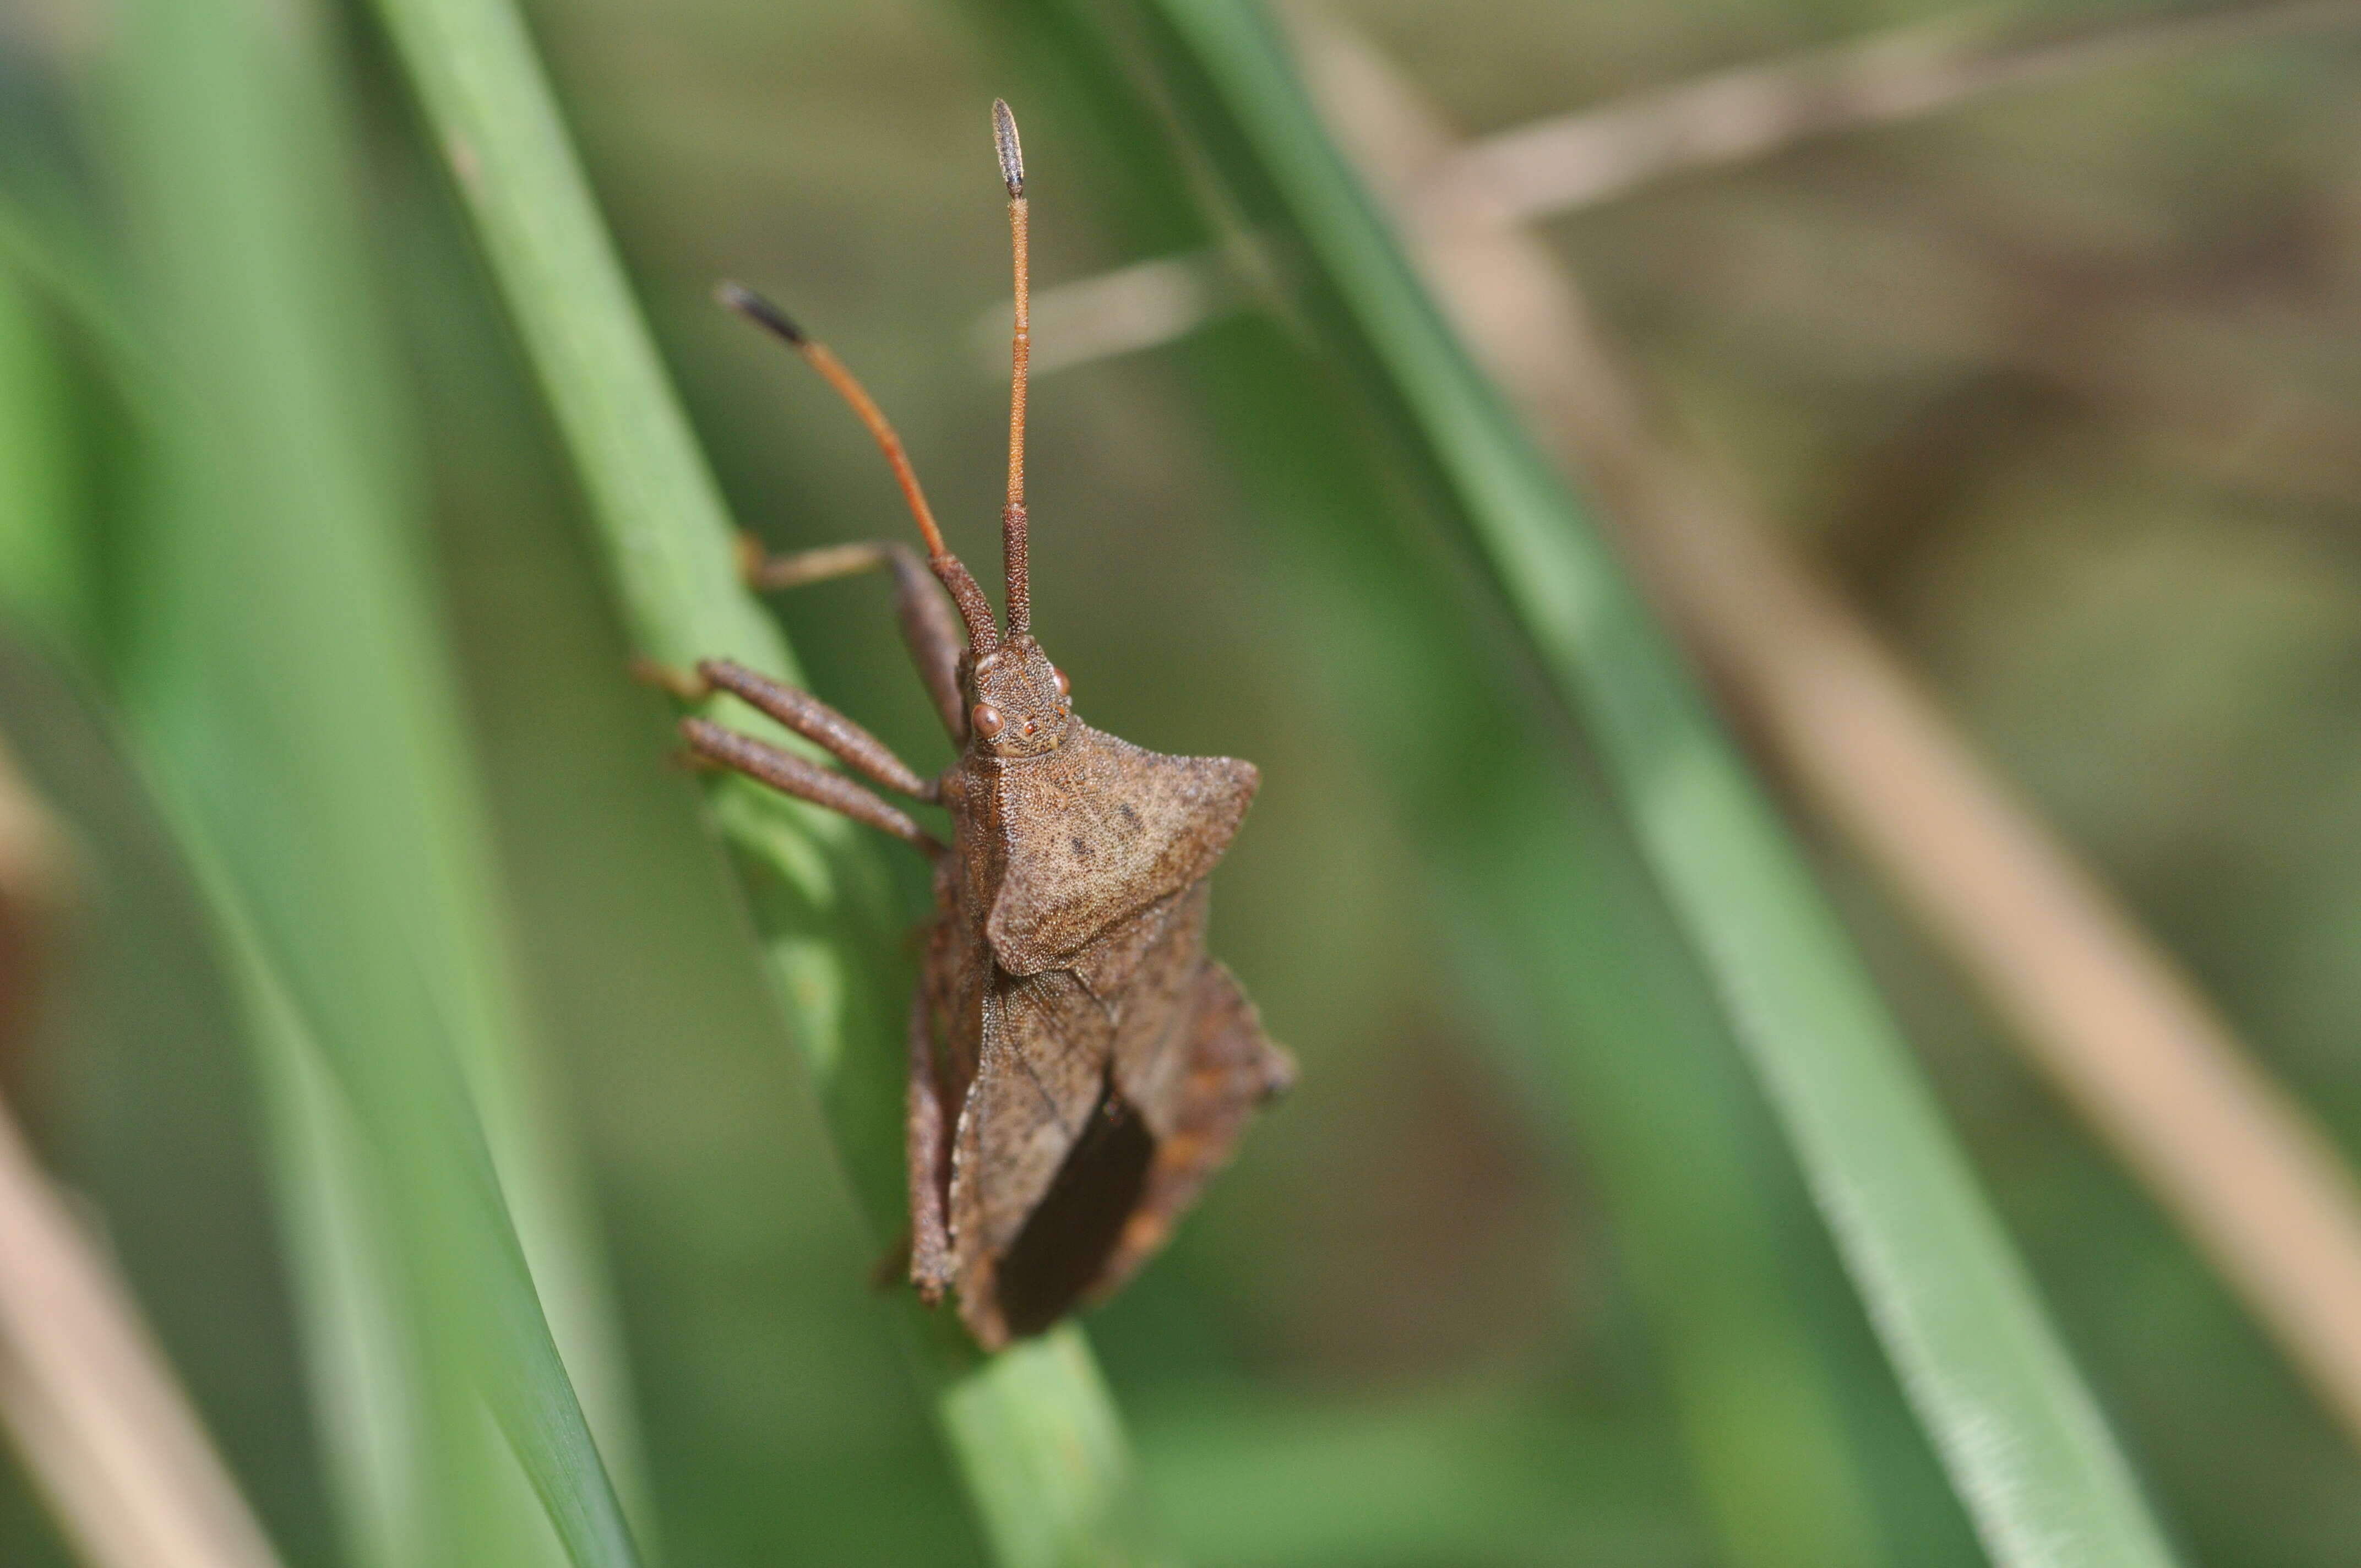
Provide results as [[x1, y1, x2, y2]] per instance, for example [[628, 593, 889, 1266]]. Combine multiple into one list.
[[741, 538, 969, 744]]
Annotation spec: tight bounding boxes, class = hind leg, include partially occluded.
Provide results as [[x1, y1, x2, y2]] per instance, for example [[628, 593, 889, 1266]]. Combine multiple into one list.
[[906, 982, 955, 1303]]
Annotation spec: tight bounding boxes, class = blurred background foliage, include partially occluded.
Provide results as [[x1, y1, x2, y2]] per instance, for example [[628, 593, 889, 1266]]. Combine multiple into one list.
[[0, 0, 2358, 1563]]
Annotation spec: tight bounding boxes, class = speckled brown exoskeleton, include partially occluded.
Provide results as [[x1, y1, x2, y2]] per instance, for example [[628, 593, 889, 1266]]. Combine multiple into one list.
[[664, 101, 1293, 1350]]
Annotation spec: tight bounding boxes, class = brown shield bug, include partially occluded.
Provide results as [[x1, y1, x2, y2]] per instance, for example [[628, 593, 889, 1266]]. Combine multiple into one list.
[[666, 100, 1293, 1349]]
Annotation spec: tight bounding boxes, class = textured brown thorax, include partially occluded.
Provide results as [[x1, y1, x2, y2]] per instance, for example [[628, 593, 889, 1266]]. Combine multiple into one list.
[[960, 722, 1256, 971]]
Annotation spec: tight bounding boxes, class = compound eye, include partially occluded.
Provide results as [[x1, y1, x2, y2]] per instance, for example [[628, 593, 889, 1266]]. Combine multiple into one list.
[[1052, 667, 1071, 698], [970, 702, 1004, 739]]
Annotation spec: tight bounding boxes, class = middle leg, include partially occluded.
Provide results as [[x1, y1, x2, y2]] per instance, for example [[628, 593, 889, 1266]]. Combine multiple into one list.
[[638, 654, 938, 800], [680, 718, 942, 857], [698, 659, 938, 800]]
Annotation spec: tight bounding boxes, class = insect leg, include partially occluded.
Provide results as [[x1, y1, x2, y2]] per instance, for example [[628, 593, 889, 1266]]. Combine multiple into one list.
[[906, 984, 954, 1304], [741, 536, 969, 744], [680, 717, 944, 857], [697, 659, 938, 800]]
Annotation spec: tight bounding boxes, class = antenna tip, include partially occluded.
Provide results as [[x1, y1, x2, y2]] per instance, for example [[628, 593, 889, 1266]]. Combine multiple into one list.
[[991, 99, 1024, 199], [715, 280, 803, 344]]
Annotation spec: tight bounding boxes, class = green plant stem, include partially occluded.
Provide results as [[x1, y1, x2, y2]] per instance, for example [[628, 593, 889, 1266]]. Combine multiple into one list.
[[358, 0, 1168, 1561], [1053, 1, 2184, 1562]]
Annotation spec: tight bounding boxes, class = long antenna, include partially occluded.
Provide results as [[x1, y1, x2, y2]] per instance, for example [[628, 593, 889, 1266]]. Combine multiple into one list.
[[717, 281, 1000, 654], [993, 99, 1032, 638]]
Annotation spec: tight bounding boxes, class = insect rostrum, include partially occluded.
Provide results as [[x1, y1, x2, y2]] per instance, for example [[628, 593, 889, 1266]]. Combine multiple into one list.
[[676, 101, 1293, 1350]]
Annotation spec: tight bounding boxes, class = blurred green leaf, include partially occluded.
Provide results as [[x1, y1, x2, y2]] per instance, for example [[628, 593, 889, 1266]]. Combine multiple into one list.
[[77, 0, 650, 1562], [1139, 1386, 1696, 1567], [0, 192, 146, 422], [0, 269, 93, 651]]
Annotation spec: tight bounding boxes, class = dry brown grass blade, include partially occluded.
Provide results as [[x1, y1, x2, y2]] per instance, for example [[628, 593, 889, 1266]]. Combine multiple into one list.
[[1295, 8, 2361, 1458], [0, 742, 287, 1568], [1444, 0, 2361, 221], [1019, 0, 2361, 373]]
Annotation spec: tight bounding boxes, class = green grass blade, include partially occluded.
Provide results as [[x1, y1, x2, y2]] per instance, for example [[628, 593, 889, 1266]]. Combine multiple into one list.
[[1051, 2, 2184, 1562], [0, 267, 94, 651], [935, 1329, 1155, 1566], [357, 0, 1169, 1561], [80, 0, 649, 1562], [190, 820, 435, 1568]]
